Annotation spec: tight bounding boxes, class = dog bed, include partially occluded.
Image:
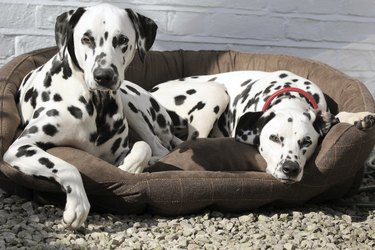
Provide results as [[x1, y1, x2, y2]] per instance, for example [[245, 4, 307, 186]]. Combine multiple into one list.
[[0, 47, 374, 215]]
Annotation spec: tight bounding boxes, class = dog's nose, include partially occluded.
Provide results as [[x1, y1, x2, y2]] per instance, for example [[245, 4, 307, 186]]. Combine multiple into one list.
[[281, 161, 300, 178], [93, 68, 115, 88]]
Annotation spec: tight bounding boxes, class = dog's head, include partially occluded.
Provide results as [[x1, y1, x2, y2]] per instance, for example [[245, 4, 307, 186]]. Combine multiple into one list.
[[55, 4, 157, 91], [235, 107, 337, 183]]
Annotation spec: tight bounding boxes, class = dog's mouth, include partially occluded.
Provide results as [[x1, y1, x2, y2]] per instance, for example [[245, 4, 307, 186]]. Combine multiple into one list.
[[88, 79, 121, 92]]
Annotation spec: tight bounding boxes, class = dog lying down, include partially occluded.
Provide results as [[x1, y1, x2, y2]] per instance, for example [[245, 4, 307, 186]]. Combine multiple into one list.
[[150, 70, 375, 183]]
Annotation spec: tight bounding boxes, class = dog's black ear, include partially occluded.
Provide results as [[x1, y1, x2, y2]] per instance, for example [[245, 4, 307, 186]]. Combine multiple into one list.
[[125, 9, 158, 63], [55, 7, 86, 60], [313, 110, 339, 137], [235, 111, 275, 145]]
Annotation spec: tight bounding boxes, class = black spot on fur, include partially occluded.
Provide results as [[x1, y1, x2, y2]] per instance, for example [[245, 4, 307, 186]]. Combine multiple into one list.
[[263, 85, 273, 95], [43, 124, 58, 136], [303, 112, 311, 120], [208, 77, 217, 82], [33, 107, 45, 119], [128, 102, 138, 113], [157, 114, 167, 128], [104, 32, 108, 40], [35, 141, 56, 151], [16, 145, 36, 157], [168, 111, 184, 126], [150, 97, 160, 112], [304, 81, 311, 85], [86, 100, 94, 116], [79, 96, 94, 116], [53, 94, 62, 102], [126, 85, 141, 95], [46, 109, 59, 117], [241, 79, 252, 87], [188, 101, 206, 115], [213, 106, 220, 114], [313, 94, 320, 104], [112, 36, 118, 48], [50, 57, 72, 80], [44, 72, 52, 88], [41, 91, 50, 102], [94, 52, 106, 64], [68, 106, 83, 119], [28, 126, 39, 134], [186, 89, 196, 95], [99, 37, 104, 47], [111, 138, 122, 154], [149, 86, 159, 93], [24, 88, 38, 108], [65, 185, 72, 194], [279, 73, 288, 78], [39, 157, 55, 169], [288, 117, 293, 122], [121, 46, 128, 53], [175, 95, 186, 105]]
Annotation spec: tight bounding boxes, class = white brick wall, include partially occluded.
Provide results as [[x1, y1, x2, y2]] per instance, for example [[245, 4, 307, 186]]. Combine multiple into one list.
[[0, 0, 374, 96]]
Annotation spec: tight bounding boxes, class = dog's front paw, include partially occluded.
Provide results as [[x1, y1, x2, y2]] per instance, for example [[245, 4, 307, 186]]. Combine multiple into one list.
[[354, 114, 375, 130], [119, 141, 152, 173], [62, 187, 90, 229]]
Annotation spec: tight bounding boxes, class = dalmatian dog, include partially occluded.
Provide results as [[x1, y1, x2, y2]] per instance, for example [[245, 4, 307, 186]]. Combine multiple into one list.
[[151, 71, 375, 183], [3, 4, 180, 229], [150, 81, 230, 140]]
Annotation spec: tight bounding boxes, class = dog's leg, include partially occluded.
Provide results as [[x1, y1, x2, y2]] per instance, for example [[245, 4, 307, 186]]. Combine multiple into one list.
[[118, 141, 152, 173], [336, 111, 375, 130], [3, 138, 90, 229]]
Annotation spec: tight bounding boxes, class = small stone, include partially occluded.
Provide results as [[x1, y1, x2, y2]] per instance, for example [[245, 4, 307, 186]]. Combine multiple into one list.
[[187, 243, 199, 250], [258, 215, 268, 222], [239, 215, 252, 223], [28, 215, 40, 223], [284, 242, 295, 250], [342, 215, 352, 223]]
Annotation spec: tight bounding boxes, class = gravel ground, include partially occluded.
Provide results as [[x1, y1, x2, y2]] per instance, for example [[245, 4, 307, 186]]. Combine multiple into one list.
[[1, 154, 375, 249]]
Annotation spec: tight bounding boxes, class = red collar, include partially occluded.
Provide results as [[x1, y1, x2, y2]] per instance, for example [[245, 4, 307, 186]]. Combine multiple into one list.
[[262, 87, 319, 112]]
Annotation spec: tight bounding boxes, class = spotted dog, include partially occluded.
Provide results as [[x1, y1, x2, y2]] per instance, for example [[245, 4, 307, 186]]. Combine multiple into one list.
[[150, 81, 230, 140], [4, 4, 179, 229], [151, 71, 375, 183]]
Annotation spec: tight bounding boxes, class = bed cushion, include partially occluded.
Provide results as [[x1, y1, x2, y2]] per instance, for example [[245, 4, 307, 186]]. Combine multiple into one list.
[[0, 47, 374, 215]]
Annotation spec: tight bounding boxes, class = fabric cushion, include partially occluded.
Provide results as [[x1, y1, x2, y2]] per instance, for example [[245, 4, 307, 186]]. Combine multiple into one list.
[[0, 47, 374, 215]]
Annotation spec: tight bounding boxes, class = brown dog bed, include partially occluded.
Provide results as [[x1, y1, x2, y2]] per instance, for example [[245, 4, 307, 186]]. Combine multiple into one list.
[[0, 47, 374, 215]]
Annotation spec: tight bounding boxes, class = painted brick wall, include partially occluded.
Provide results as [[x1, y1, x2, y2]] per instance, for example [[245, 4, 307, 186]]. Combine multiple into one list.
[[0, 0, 374, 95]]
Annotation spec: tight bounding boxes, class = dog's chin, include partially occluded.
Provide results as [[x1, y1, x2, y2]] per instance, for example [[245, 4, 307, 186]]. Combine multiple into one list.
[[269, 171, 299, 184], [277, 178, 298, 184]]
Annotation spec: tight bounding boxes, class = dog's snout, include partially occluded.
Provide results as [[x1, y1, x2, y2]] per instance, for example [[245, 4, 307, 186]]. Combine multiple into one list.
[[93, 68, 115, 88], [281, 161, 300, 178]]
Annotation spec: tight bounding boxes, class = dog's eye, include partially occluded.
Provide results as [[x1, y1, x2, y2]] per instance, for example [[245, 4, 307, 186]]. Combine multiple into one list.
[[269, 134, 281, 143], [300, 137, 312, 148], [118, 35, 129, 45], [81, 36, 92, 46]]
